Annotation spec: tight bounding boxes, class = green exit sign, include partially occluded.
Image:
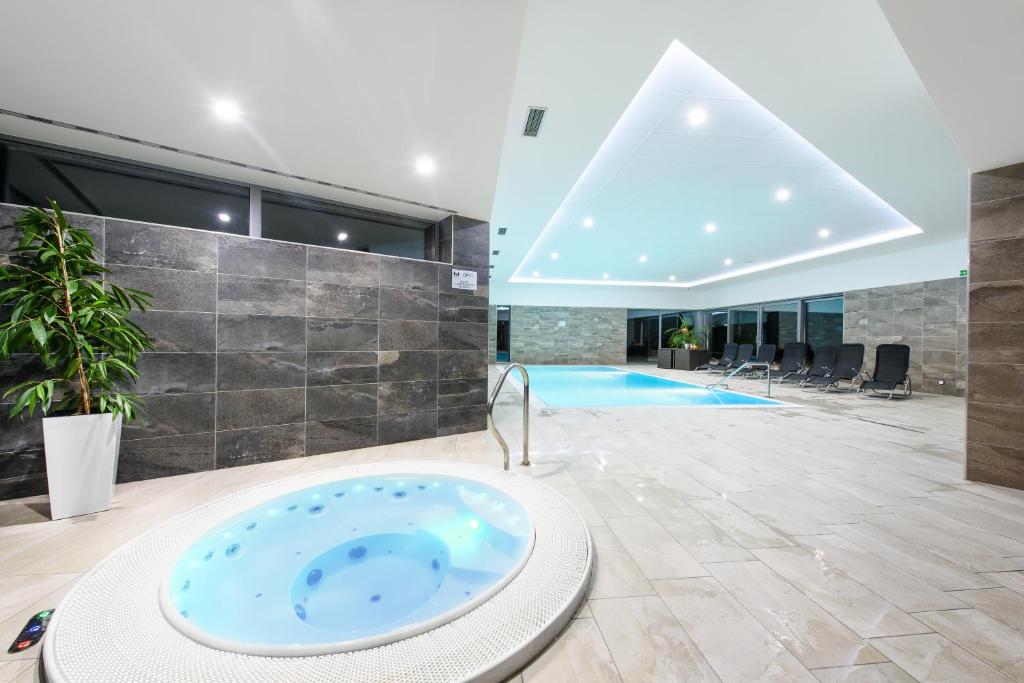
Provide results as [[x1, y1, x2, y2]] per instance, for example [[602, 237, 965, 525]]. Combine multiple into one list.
[[959, 269, 968, 277]]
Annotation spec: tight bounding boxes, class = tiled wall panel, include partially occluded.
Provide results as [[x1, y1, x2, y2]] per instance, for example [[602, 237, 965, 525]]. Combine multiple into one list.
[[500, 306, 627, 365], [967, 163, 1024, 489], [0, 203, 488, 498]]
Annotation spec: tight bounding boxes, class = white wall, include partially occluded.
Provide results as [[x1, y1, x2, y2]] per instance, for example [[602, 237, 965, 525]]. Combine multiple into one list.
[[489, 236, 968, 309]]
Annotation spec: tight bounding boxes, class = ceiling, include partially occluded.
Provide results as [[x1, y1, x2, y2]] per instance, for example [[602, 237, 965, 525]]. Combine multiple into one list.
[[489, 0, 969, 302], [878, 0, 1024, 173], [0, 0, 527, 221], [510, 40, 921, 288]]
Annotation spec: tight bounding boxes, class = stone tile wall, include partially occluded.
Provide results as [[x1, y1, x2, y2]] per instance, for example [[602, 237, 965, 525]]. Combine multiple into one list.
[[966, 163, 1024, 489], [0, 203, 489, 499], [499, 306, 627, 365], [843, 278, 967, 396]]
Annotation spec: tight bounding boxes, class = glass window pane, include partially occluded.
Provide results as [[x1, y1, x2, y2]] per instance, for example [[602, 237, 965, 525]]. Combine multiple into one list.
[[804, 297, 844, 350], [261, 190, 433, 259], [729, 308, 758, 345], [2, 139, 248, 234], [762, 301, 799, 348], [709, 311, 728, 354]]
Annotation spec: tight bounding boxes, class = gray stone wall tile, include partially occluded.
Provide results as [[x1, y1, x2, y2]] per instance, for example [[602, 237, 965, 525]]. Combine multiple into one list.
[[438, 405, 486, 436], [438, 378, 488, 409], [379, 287, 438, 321], [216, 423, 305, 468], [379, 320, 439, 350], [130, 311, 215, 352], [307, 282, 379, 319], [307, 319, 377, 352], [106, 219, 217, 271], [306, 417, 377, 455], [118, 432, 215, 483], [439, 350, 488, 379], [970, 194, 1024, 241], [306, 351, 378, 386], [218, 274, 305, 316], [122, 393, 215, 440], [307, 247, 380, 287], [217, 388, 305, 431], [131, 353, 215, 395], [452, 216, 489, 269], [218, 235, 306, 280], [439, 293, 489, 323], [439, 322, 488, 351], [107, 264, 216, 312], [379, 381, 437, 415], [217, 314, 306, 352], [971, 237, 1024, 283], [379, 351, 437, 382], [380, 259, 438, 291], [306, 384, 377, 421], [379, 411, 437, 444], [217, 352, 305, 391]]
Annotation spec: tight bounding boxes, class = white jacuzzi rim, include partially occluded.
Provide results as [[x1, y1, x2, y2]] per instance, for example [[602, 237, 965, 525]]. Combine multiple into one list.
[[157, 472, 539, 657], [42, 461, 593, 683]]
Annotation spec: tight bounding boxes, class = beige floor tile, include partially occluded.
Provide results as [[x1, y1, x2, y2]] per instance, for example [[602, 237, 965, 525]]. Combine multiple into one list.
[[916, 608, 1024, 680], [0, 574, 76, 624], [576, 479, 647, 518], [753, 546, 928, 639], [869, 632, 1011, 681], [0, 660, 36, 683], [983, 571, 1024, 595], [754, 484, 857, 525], [707, 560, 887, 669], [792, 534, 967, 612], [606, 516, 706, 579], [647, 467, 717, 500], [728, 491, 829, 536], [654, 577, 817, 682], [649, 505, 754, 563], [0, 578, 77, 663], [521, 617, 620, 682], [688, 498, 793, 549], [549, 483, 606, 527], [951, 588, 1024, 633], [587, 526, 654, 600], [810, 662, 915, 682], [828, 523, 997, 591], [590, 596, 720, 682], [614, 477, 683, 509]]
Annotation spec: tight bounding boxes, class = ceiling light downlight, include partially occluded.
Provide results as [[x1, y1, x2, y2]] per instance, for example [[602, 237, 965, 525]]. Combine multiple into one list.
[[532, 271, 540, 278], [669, 275, 676, 281], [582, 217, 595, 228], [217, 212, 230, 223], [775, 188, 791, 202], [211, 99, 242, 123], [686, 106, 708, 126], [415, 156, 437, 176], [638, 255, 648, 263], [704, 223, 717, 234], [602, 273, 609, 279], [549, 251, 559, 260], [337, 232, 348, 242], [724, 257, 733, 266], [818, 228, 831, 238]]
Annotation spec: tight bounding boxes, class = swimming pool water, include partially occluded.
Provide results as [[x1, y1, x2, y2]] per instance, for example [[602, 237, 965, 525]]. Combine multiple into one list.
[[163, 474, 534, 655], [520, 365, 781, 407]]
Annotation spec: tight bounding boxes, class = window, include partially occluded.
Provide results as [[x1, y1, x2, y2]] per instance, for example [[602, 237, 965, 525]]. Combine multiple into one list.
[[626, 309, 661, 363], [1, 138, 249, 234], [762, 301, 799, 349], [709, 311, 728, 354], [729, 308, 758, 345], [260, 191, 435, 259], [660, 311, 693, 348], [804, 297, 844, 350]]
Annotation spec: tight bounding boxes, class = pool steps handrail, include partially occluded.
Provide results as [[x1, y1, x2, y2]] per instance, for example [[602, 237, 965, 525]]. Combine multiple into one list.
[[487, 363, 531, 471], [706, 361, 772, 398]]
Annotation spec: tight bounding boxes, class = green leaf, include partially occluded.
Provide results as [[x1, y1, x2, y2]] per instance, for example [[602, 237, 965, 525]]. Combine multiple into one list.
[[29, 319, 47, 348]]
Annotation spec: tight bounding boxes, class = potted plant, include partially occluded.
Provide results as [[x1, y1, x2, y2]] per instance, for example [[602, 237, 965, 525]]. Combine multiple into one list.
[[0, 201, 152, 519]]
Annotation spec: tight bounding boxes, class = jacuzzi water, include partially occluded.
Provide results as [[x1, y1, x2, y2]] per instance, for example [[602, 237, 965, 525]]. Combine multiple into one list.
[[162, 474, 535, 655]]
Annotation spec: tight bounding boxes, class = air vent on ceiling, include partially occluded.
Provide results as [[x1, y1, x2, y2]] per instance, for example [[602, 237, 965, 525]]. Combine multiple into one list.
[[497, 227, 508, 235], [522, 107, 547, 137]]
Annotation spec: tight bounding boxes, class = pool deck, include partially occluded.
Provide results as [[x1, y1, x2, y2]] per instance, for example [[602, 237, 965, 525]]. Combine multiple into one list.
[[1, 364, 1023, 682]]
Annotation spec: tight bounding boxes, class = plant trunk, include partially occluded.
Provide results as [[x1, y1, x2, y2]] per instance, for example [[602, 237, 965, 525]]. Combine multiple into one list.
[[52, 217, 90, 414]]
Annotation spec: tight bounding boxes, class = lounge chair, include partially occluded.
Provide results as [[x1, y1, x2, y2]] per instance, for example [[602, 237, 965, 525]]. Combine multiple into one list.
[[803, 343, 865, 392], [702, 343, 738, 373], [734, 343, 776, 378], [731, 343, 755, 372], [775, 343, 809, 384], [858, 344, 912, 399], [798, 345, 837, 388]]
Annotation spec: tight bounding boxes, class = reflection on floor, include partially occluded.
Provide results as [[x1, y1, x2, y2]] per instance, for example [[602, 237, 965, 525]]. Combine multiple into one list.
[[1, 365, 1022, 682]]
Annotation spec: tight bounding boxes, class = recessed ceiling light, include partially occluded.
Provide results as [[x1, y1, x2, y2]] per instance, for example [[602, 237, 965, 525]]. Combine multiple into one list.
[[550, 251, 559, 260], [211, 98, 242, 122], [638, 254, 648, 263], [818, 228, 831, 238], [414, 156, 437, 176], [582, 217, 595, 228], [724, 257, 733, 266], [217, 212, 230, 223], [602, 273, 609, 279], [669, 275, 676, 281], [775, 188, 791, 202], [704, 223, 717, 234], [532, 270, 540, 277], [686, 106, 708, 126], [337, 232, 348, 242]]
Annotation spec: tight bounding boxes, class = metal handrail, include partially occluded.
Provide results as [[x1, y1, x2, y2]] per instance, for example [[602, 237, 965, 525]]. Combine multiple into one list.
[[487, 363, 530, 471], [706, 361, 772, 398]]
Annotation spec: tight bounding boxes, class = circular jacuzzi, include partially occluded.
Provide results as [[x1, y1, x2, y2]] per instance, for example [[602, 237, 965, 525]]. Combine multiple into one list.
[[42, 462, 592, 682], [162, 475, 535, 655]]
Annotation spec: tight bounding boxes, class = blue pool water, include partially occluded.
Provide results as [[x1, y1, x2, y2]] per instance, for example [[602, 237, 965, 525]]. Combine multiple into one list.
[[520, 365, 781, 407], [163, 475, 533, 654]]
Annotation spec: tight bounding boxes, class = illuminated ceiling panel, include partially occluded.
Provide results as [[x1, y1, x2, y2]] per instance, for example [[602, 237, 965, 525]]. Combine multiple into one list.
[[511, 40, 922, 288]]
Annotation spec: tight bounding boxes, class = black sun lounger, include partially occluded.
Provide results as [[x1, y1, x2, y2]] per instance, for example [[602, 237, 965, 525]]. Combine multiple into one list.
[[702, 342, 738, 373], [798, 345, 837, 388], [775, 343, 809, 384], [803, 343, 865, 392], [733, 343, 776, 378], [858, 344, 912, 399]]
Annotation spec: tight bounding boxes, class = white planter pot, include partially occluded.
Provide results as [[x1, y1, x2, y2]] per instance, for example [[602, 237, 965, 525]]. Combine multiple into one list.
[[42, 413, 122, 520]]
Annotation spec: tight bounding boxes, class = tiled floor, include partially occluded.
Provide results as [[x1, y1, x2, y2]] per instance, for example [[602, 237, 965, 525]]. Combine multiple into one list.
[[3, 365, 1024, 682]]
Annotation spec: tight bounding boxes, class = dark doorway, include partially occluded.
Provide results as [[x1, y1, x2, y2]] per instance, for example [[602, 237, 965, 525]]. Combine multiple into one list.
[[496, 306, 510, 362]]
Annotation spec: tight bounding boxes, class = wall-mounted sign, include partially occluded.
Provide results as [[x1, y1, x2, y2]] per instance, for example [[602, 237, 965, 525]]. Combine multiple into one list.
[[451, 269, 477, 291], [959, 269, 968, 277]]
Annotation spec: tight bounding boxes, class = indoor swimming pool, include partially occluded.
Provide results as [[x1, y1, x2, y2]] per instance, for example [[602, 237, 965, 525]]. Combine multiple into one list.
[[519, 365, 782, 407]]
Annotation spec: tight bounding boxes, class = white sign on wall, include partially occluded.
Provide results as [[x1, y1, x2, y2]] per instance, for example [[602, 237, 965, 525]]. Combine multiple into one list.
[[451, 269, 477, 291]]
